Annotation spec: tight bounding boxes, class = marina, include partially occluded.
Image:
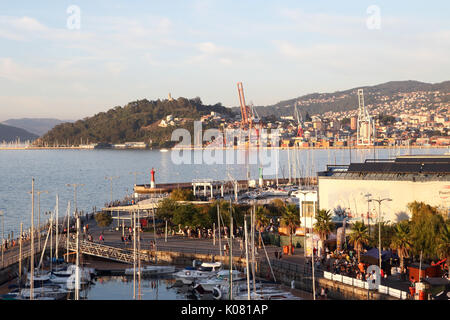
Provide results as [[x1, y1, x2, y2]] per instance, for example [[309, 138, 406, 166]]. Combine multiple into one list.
[[0, 148, 448, 301]]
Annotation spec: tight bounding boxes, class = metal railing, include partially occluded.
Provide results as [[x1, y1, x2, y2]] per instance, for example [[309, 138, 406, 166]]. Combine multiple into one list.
[[323, 271, 409, 299], [67, 239, 152, 264]]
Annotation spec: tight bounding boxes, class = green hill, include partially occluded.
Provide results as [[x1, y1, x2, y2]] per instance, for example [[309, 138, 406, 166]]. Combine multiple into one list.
[[35, 97, 233, 148], [0, 123, 39, 142]]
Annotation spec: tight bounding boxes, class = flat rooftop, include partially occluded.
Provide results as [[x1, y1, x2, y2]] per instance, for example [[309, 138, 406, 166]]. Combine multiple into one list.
[[319, 155, 450, 180]]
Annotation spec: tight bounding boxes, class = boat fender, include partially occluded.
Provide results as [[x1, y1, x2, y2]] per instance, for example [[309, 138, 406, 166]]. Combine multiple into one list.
[[212, 287, 222, 300]]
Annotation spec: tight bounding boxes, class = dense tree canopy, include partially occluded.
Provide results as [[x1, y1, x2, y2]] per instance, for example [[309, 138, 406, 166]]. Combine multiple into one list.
[[407, 201, 446, 260], [34, 97, 233, 148], [95, 211, 113, 230]]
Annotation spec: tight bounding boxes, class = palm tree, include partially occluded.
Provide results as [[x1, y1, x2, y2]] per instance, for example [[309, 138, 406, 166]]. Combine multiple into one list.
[[281, 204, 301, 255], [314, 209, 335, 243], [348, 221, 369, 263], [390, 221, 412, 272], [255, 206, 270, 248]]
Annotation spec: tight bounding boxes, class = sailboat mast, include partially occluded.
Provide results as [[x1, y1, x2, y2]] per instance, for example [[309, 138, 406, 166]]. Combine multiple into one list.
[[138, 209, 141, 300], [244, 216, 250, 300], [229, 205, 233, 300], [30, 178, 34, 300], [55, 194, 59, 260], [66, 202, 70, 263], [133, 209, 136, 299], [251, 205, 256, 294], [217, 204, 222, 258], [75, 214, 80, 300], [288, 147, 291, 184], [19, 222, 23, 282]]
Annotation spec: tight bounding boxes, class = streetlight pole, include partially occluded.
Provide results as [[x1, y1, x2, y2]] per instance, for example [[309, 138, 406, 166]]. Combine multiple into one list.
[[364, 193, 372, 238], [36, 190, 48, 252], [0, 210, 4, 268], [66, 184, 84, 214], [297, 190, 309, 258], [105, 176, 119, 204], [30, 178, 35, 300], [44, 210, 53, 271], [129, 171, 143, 187], [369, 197, 392, 272], [105, 176, 119, 227]]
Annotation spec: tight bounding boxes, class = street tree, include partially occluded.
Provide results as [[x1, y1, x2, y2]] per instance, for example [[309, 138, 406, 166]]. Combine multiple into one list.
[[348, 221, 369, 263], [281, 204, 301, 255], [390, 221, 412, 272], [255, 206, 270, 248]]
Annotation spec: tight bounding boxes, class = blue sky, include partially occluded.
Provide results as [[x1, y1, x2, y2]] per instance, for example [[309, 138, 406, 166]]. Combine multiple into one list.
[[0, 0, 449, 120]]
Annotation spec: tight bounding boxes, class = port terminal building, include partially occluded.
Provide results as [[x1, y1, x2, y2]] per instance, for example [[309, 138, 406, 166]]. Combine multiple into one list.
[[317, 155, 450, 224]]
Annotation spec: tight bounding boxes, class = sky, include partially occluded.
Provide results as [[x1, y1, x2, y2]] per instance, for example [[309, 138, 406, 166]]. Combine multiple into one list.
[[0, 0, 449, 121]]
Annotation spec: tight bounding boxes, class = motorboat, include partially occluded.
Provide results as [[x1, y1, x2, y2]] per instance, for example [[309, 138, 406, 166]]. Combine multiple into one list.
[[214, 284, 302, 300], [25, 273, 53, 287], [16, 286, 69, 300], [233, 289, 302, 300], [174, 262, 222, 285], [124, 265, 175, 276], [51, 264, 93, 282], [266, 187, 290, 197], [195, 270, 246, 292]]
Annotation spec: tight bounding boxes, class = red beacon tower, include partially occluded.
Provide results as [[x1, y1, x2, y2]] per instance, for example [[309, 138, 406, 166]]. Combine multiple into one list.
[[150, 168, 156, 189]]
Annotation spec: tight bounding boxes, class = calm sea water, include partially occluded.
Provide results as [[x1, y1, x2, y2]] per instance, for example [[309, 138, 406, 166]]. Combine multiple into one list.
[[82, 275, 191, 300], [0, 147, 445, 236]]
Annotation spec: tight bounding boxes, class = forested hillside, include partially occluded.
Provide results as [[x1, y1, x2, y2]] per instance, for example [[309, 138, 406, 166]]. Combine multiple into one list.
[[35, 97, 232, 148]]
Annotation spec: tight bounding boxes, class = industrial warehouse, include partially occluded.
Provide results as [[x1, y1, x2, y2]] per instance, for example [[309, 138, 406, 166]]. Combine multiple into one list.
[[318, 155, 450, 223]]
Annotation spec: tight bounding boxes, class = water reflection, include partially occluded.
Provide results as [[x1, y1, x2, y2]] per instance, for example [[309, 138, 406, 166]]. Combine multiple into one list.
[[83, 275, 191, 300]]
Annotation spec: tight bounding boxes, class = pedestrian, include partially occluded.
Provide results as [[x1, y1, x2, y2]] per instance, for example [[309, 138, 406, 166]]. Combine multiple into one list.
[[320, 287, 325, 299]]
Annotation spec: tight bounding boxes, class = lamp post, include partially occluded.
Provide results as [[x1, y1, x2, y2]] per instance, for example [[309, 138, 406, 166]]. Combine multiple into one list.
[[129, 171, 143, 187], [296, 190, 310, 258], [36, 190, 48, 252], [105, 176, 119, 227], [369, 197, 392, 271], [0, 210, 4, 268], [66, 183, 84, 214], [364, 193, 372, 238], [30, 178, 35, 300], [105, 176, 119, 204], [44, 210, 53, 271]]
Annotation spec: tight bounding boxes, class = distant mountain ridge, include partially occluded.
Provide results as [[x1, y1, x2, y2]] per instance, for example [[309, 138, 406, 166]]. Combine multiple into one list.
[[2, 118, 71, 136], [238, 80, 450, 118], [0, 123, 39, 142]]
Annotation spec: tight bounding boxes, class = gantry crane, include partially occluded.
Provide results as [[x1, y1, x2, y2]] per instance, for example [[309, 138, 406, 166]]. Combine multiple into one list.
[[294, 101, 304, 138], [237, 82, 262, 146], [237, 82, 253, 128]]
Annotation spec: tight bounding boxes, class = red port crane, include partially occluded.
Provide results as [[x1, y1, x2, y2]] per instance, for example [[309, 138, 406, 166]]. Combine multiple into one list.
[[237, 82, 253, 128]]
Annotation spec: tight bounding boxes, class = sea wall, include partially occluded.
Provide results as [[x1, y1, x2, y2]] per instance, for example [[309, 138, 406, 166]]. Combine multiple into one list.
[[258, 261, 396, 300]]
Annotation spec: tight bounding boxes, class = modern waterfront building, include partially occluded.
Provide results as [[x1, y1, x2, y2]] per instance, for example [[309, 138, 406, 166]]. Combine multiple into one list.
[[291, 189, 318, 232], [317, 155, 450, 224]]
